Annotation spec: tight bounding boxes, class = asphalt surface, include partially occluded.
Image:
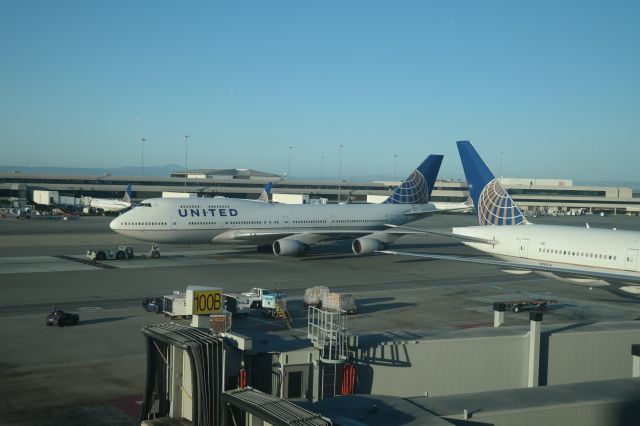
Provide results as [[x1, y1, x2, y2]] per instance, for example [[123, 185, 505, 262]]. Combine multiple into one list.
[[1, 213, 639, 425]]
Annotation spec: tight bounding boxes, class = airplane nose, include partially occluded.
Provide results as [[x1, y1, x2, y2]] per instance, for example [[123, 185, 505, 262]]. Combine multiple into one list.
[[109, 218, 118, 230]]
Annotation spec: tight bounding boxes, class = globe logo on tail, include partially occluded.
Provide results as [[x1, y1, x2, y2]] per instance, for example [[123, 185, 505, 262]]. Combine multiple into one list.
[[477, 179, 526, 225], [385, 170, 429, 204]]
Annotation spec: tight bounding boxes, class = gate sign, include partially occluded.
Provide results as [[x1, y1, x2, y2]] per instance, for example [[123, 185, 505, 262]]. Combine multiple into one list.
[[192, 290, 223, 315]]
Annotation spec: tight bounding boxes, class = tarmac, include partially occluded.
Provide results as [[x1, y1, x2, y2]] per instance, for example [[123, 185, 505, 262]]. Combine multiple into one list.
[[1, 213, 639, 425]]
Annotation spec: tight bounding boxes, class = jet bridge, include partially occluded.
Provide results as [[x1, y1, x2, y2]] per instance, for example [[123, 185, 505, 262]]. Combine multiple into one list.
[[141, 323, 224, 426]]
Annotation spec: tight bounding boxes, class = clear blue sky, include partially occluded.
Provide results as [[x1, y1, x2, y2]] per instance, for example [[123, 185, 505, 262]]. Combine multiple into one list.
[[1, 0, 639, 183]]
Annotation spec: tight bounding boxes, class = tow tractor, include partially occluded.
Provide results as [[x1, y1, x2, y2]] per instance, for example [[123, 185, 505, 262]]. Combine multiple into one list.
[[46, 306, 79, 327], [86, 246, 134, 261], [505, 299, 557, 313]]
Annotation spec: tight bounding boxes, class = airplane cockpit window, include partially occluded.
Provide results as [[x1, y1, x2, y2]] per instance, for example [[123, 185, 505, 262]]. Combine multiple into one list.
[[137, 202, 152, 207]]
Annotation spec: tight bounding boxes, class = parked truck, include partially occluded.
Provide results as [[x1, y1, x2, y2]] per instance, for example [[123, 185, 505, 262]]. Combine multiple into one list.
[[240, 288, 272, 309]]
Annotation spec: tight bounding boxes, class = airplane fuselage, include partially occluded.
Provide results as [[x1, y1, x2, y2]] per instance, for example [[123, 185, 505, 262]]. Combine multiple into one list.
[[90, 198, 131, 213], [456, 224, 640, 277], [110, 197, 429, 245]]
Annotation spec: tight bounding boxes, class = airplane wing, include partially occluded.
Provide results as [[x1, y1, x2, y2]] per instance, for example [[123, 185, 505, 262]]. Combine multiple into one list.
[[403, 206, 470, 219], [378, 250, 640, 286], [403, 199, 473, 218], [385, 224, 498, 245], [217, 228, 389, 245], [216, 227, 429, 247]]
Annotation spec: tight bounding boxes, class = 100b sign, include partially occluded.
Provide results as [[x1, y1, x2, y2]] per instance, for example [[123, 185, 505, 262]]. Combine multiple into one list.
[[193, 290, 223, 315]]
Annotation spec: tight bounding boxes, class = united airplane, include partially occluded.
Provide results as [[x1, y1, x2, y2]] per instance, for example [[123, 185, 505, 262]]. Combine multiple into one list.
[[85, 184, 132, 214], [382, 141, 640, 287], [109, 155, 454, 256]]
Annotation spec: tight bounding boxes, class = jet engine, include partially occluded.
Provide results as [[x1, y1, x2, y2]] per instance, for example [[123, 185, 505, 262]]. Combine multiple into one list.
[[272, 239, 308, 256], [352, 237, 387, 255]]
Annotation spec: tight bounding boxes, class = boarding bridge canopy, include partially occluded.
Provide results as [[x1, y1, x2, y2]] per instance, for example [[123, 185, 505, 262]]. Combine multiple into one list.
[[222, 387, 332, 426]]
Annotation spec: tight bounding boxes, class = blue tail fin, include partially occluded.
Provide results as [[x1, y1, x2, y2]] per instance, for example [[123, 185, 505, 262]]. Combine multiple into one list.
[[456, 141, 526, 225], [258, 182, 272, 202], [384, 155, 443, 204], [123, 184, 132, 203]]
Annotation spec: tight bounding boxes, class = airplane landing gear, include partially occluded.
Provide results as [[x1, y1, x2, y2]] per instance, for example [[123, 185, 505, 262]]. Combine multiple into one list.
[[148, 243, 160, 259], [256, 244, 272, 254]]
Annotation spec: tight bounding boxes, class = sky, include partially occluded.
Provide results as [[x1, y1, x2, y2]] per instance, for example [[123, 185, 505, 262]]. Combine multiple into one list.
[[1, 0, 639, 183]]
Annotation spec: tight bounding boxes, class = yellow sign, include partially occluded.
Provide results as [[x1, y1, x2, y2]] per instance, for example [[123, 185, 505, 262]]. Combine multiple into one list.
[[193, 290, 223, 315]]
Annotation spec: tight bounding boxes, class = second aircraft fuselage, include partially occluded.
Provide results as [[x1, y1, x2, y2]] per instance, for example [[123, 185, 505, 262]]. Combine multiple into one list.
[[456, 224, 640, 274]]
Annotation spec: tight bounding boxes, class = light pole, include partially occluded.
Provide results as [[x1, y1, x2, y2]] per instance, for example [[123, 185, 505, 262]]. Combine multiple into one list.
[[499, 151, 504, 180], [288, 145, 293, 179], [140, 137, 146, 176], [338, 144, 343, 203], [393, 153, 397, 181], [184, 134, 190, 191]]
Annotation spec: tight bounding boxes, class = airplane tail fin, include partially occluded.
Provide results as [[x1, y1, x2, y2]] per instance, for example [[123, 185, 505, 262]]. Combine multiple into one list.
[[456, 140, 526, 225], [258, 182, 272, 202], [384, 154, 443, 204], [122, 184, 132, 204]]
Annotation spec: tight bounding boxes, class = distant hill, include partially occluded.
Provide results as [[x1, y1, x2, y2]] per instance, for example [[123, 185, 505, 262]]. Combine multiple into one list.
[[0, 164, 184, 177]]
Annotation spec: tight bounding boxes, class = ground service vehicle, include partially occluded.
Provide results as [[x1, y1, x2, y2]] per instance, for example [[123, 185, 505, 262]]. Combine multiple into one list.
[[223, 294, 251, 317], [260, 292, 288, 317], [46, 310, 80, 327], [506, 299, 556, 313], [163, 291, 190, 319], [142, 297, 163, 313], [241, 288, 272, 309], [86, 246, 134, 261]]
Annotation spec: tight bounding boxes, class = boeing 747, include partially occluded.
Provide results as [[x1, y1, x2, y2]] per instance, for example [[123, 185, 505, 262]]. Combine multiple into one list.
[[109, 154, 459, 256]]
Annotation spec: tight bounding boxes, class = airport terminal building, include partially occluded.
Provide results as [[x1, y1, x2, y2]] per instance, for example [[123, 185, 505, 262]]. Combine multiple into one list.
[[0, 169, 639, 215]]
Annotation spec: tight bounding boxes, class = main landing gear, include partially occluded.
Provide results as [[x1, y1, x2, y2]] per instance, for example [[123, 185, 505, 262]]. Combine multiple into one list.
[[256, 244, 273, 254], [147, 243, 161, 259]]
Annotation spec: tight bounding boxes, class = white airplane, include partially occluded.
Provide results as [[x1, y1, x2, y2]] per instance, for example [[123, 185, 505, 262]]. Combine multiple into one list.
[[109, 155, 461, 256], [85, 184, 132, 214], [381, 141, 640, 288]]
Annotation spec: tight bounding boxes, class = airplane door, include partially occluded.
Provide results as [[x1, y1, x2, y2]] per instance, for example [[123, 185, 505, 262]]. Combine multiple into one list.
[[283, 216, 290, 228], [169, 217, 177, 230], [624, 249, 638, 271], [518, 238, 529, 258]]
